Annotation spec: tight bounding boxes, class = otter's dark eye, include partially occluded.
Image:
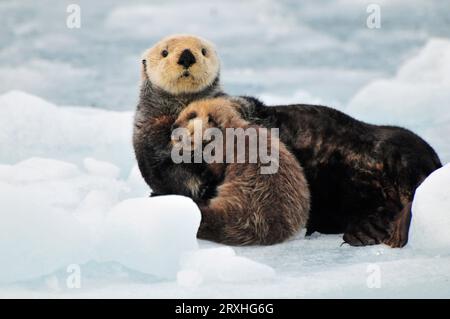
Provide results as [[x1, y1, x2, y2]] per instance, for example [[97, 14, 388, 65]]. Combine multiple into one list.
[[208, 116, 218, 127], [161, 49, 169, 57], [201, 48, 207, 56], [187, 112, 197, 120], [141, 59, 146, 66]]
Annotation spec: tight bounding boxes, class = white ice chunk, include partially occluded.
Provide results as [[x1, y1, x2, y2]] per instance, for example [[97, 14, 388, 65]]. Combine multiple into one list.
[[0, 157, 80, 184], [396, 38, 450, 84], [0, 155, 204, 283], [410, 164, 450, 253], [178, 247, 275, 285], [177, 270, 204, 288], [126, 164, 150, 197], [99, 196, 201, 279], [0, 157, 129, 283], [0, 90, 134, 173], [83, 157, 120, 179], [348, 38, 450, 127], [0, 182, 92, 283], [347, 38, 450, 163]]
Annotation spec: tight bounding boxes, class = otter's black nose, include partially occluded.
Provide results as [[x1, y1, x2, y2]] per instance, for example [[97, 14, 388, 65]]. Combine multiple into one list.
[[177, 49, 196, 69]]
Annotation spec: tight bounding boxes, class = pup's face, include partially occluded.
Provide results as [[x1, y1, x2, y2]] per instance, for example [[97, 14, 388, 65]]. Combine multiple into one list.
[[171, 98, 241, 147], [142, 34, 220, 95], [173, 101, 218, 140]]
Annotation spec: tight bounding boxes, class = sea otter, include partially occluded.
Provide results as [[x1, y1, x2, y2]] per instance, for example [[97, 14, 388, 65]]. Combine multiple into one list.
[[133, 34, 442, 247], [171, 98, 310, 245], [229, 96, 442, 247], [133, 34, 225, 199]]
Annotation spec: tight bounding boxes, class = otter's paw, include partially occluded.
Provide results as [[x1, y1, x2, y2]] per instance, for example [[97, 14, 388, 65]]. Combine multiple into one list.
[[343, 215, 390, 247], [382, 203, 412, 248]]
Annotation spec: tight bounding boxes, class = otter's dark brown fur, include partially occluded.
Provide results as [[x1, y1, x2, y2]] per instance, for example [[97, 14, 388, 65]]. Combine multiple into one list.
[[173, 98, 310, 245], [133, 77, 224, 198], [230, 96, 442, 247], [133, 35, 441, 248], [133, 35, 225, 199]]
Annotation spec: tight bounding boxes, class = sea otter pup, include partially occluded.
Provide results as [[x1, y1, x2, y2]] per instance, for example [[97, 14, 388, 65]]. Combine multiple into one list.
[[172, 98, 310, 245], [133, 34, 225, 200], [229, 96, 442, 247]]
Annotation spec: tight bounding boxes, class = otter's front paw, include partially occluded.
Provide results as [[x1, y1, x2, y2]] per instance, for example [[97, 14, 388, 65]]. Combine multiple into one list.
[[343, 215, 390, 246]]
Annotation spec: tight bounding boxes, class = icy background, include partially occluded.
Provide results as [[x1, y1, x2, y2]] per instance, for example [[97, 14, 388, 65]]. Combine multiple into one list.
[[0, 0, 450, 298]]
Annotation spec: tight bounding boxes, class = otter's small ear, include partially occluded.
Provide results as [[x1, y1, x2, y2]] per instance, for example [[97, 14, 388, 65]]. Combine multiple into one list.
[[141, 59, 148, 80]]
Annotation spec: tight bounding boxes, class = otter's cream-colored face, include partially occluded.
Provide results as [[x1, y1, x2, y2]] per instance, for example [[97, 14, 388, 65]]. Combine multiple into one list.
[[142, 34, 220, 95]]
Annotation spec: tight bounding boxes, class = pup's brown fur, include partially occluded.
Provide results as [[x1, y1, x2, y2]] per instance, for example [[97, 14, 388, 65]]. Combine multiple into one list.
[[173, 98, 310, 245]]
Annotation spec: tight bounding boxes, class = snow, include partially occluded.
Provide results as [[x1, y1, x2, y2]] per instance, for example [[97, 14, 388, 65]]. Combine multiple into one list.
[[347, 38, 450, 162], [1, 151, 449, 297], [178, 247, 275, 286], [99, 197, 201, 279], [177, 270, 204, 288], [0, 91, 134, 175], [2, 0, 449, 109], [83, 158, 120, 179], [0, 180, 92, 283], [0, 155, 201, 283], [410, 164, 450, 253], [0, 0, 450, 298], [126, 165, 151, 198], [0, 158, 80, 183], [347, 38, 450, 126]]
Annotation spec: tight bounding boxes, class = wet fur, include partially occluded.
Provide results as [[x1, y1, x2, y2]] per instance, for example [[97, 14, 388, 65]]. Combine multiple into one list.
[[133, 35, 441, 248], [174, 98, 310, 245], [133, 77, 224, 198], [230, 96, 442, 247], [133, 35, 225, 199]]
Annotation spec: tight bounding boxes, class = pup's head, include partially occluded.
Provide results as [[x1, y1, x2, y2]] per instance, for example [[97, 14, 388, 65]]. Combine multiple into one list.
[[172, 98, 243, 142], [141, 34, 220, 95]]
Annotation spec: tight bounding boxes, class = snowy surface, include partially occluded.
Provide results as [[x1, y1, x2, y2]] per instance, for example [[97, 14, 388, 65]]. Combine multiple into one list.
[[1, 0, 450, 110], [410, 165, 450, 253], [1, 0, 450, 298], [347, 38, 450, 162], [0, 91, 134, 174], [0, 91, 449, 298]]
